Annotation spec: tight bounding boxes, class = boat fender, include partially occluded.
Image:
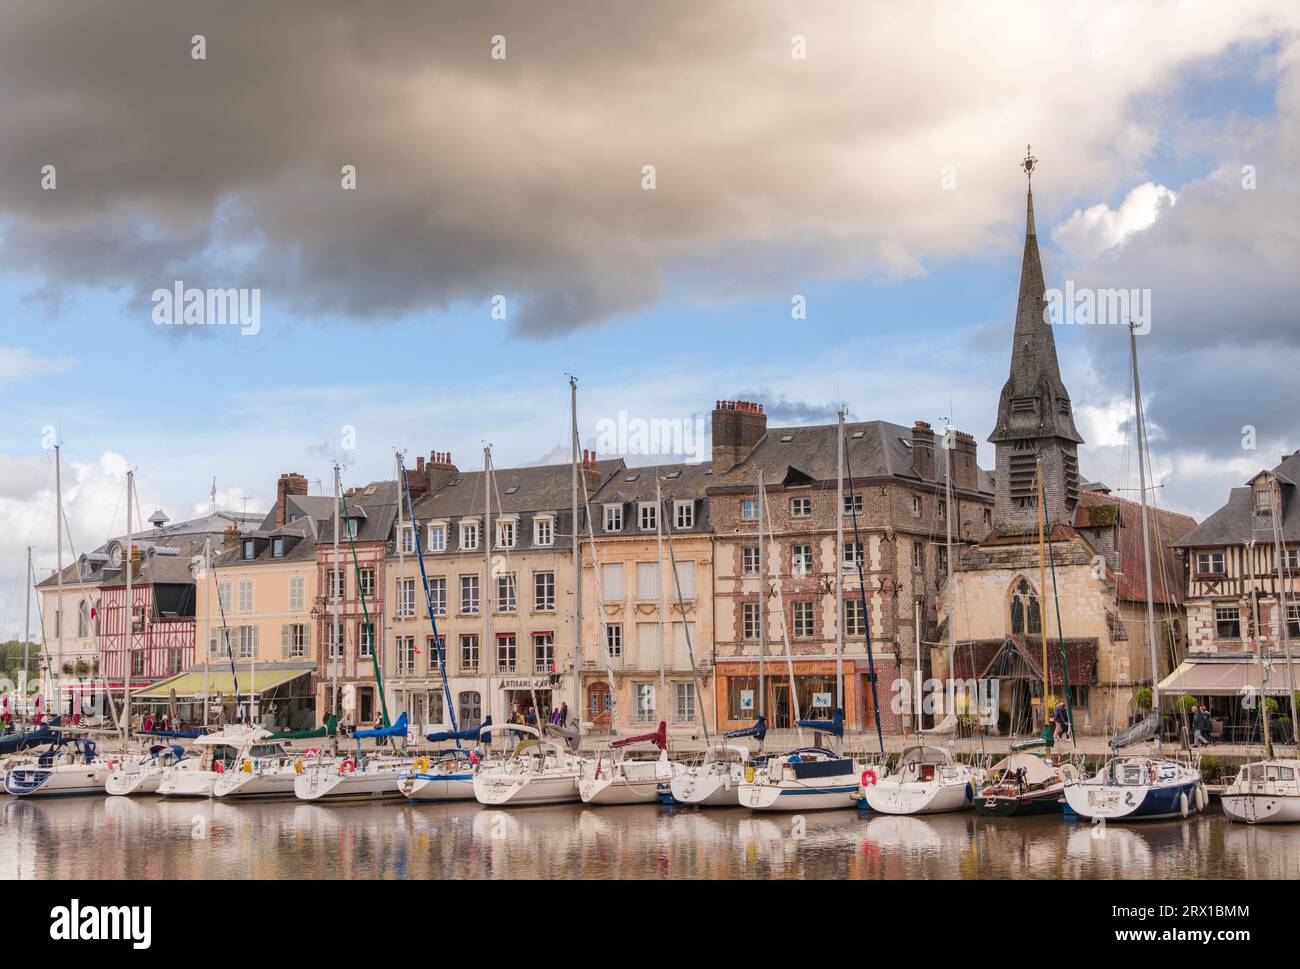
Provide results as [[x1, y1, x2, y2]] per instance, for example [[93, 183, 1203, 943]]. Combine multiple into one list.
[[1180, 791, 1189, 818], [294, 759, 303, 775], [340, 759, 356, 774], [743, 765, 756, 784], [242, 758, 252, 774], [214, 761, 225, 774], [469, 751, 478, 766], [414, 758, 428, 773], [1196, 784, 1207, 811], [723, 772, 731, 792], [861, 769, 878, 787]]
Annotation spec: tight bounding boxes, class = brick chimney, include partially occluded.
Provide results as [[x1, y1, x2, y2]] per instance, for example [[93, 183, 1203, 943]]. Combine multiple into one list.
[[581, 449, 603, 493], [222, 525, 241, 550], [275, 472, 308, 527], [425, 451, 458, 493], [910, 421, 935, 481], [712, 400, 767, 474], [949, 429, 979, 493]]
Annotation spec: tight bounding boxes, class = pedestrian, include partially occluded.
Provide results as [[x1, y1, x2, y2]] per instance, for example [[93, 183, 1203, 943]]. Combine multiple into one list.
[[1053, 703, 1070, 742], [143, 713, 154, 733], [373, 713, 384, 747], [525, 706, 538, 729], [1192, 704, 1211, 747], [559, 702, 569, 728]]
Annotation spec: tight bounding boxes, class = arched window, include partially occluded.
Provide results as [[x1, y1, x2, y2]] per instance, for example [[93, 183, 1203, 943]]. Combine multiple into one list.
[[1010, 578, 1042, 636]]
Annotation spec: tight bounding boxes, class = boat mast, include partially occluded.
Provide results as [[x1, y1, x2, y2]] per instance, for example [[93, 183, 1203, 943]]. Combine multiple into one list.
[[757, 469, 766, 721], [835, 411, 844, 717], [23, 545, 31, 732], [944, 427, 956, 715], [1270, 478, 1299, 743], [331, 462, 340, 752], [396, 452, 406, 728], [55, 443, 64, 719], [655, 471, 667, 727], [1130, 323, 1161, 750], [570, 377, 582, 733], [483, 445, 494, 725], [1246, 538, 1273, 758], [124, 469, 133, 742], [1037, 460, 1051, 709], [202, 537, 211, 729]]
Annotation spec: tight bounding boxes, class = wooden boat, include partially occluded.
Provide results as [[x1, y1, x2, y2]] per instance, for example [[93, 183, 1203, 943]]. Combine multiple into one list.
[[975, 749, 1079, 816]]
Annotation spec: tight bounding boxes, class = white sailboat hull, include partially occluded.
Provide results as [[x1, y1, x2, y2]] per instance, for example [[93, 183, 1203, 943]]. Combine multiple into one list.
[[106, 763, 165, 796], [1222, 791, 1300, 823], [1063, 762, 1204, 822], [295, 766, 405, 802], [213, 767, 299, 799], [474, 769, 580, 806], [862, 778, 972, 815], [580, 760, 677, 805], [738, 775, 858, 812], [4, 762, 110, 797], [670, 767, 744, 807], [158, 765, 216, 798], [399, 771, 477, 801]]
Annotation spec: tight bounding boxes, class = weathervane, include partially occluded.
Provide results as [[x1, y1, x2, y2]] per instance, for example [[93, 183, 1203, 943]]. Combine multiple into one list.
[[1021, 144, 1038, 184]]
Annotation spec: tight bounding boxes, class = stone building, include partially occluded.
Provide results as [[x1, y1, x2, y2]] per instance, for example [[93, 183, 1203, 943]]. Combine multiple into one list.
[[940, 178, 1196, 736], [706, 401, 993, 736], [580, 458, 715, 740]]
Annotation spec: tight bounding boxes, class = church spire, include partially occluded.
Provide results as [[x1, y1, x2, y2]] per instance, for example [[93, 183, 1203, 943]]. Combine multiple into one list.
[[989, 148, 1084, 531]]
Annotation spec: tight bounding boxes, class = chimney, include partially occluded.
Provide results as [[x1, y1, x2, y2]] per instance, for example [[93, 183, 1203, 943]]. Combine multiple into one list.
[[425, 450, 458, 493], [275, 472, 308, 527], [911, 421, 935, 482], [950, 429, 979, 493], [711, 399, 767, 474], [222, 525, 241, 550]]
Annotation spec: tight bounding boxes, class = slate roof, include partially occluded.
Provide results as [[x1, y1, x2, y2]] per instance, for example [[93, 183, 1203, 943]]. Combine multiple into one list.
[[1073, 491, 1196, 606], [36, 510, 263, 589], [1175, 451, 1300, 548], [592, 460, 714, 535], [707, 420, 993, 495], [413, 460, 623, 518]]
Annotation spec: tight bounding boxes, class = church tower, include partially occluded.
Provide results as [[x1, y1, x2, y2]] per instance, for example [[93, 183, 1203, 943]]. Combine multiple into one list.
[[988, 148, 1083, 532]]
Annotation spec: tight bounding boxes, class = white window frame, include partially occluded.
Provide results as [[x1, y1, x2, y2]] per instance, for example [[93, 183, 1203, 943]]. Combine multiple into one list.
[[792, 544, 812, 578], [604, 623, 623, 663], [399, 525, 415, 555], [427, 522, 446, 553], [791, 496, 812, 518], [460, 574, 480, 615], [793, 601, 814, 638], [238, 578, 254, 613], [742, 546, 760, 576], [673, 500, 694, 530], [496, 517, 517, 550], [460, 634, 480, 673], [534, 570, 556, 612], [673, 681, 696, 724], [638, 502, 658, 532], [397, 577, 416, 618], [1196, 551, 1225, 574], [843, 494, 863, 515], [533, 515, 554, 547], [604, 504, 624, 531], [741, 498, 759, 521], [533, 632, 555, 674], [496, 572, 517, 614], [459, 520, 480, 552], [743, 602, 760, 640]]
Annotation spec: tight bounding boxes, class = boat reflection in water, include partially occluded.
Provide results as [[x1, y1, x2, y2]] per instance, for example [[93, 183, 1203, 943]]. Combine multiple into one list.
[[0, 794, 1292, 880]]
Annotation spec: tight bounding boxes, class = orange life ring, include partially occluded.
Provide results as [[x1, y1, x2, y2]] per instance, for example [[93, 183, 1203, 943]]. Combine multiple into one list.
[[861, 769, 878, 787], [340, 759, 356, 774], [214, 761, 225, 774]]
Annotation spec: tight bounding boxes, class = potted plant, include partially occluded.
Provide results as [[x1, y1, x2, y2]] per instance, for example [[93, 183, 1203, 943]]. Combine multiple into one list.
[[957, 713, 981, 738]]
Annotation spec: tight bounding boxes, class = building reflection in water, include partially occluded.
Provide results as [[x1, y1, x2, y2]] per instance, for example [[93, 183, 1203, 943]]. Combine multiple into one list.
[[0, 798, 1292, 880]]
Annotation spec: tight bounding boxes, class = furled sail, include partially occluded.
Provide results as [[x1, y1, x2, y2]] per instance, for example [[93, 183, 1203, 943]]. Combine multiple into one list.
[[1110, 712, 1160, 750], [611, 720, 665, 750], [354, 711, 408, 740], [797, 708, 844, 738], [0, 725, 58, 754], [427, 715, 490, 745], [723, 714, 768, 742]]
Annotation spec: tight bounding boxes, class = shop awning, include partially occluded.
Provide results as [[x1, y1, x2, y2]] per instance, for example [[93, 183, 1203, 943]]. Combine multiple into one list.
[[133, 664, 313, 700], [1158, 658, 1294, 696]]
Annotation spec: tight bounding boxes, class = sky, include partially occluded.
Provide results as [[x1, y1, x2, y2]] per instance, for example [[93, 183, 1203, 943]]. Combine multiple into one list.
[[1, 0, 1298, 639]]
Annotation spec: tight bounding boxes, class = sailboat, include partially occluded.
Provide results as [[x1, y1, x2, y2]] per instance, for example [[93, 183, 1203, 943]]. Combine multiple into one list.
[[3, 734, 111, 797], [105, 743, 189, 796], [974, 744, 1080, 816], [669, 715, 763, 807], [1063, 324, 1204, 822], [579, 720, 677, 804], [398, 718, 488, 802], [472, 723, 584, 806], [156, 725, 264, 798], [295, 713, 410, 801]]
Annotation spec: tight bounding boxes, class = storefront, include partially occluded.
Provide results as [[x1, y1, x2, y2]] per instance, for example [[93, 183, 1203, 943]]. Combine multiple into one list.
[[715, 658, 886, 732], [500, 674, 562, 724], [134, 661, 317, 731]]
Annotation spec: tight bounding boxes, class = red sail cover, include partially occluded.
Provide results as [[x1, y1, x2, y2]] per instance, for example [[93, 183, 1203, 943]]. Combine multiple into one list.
[[611, 720, 666, 750]]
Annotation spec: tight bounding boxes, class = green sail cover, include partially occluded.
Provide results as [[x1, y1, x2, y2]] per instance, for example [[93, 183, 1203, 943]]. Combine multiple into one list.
[[268, 715, 337, 741]]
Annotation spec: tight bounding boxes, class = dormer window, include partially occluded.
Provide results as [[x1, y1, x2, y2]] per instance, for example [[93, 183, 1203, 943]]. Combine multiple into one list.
[[604, 505, 623, 532], [242, 540, 256, 561], [271, 537, 285, 559], [1254, 486, 1273, 515], [496, 519, 517, 550], [638, 502, 657, 531], [460, 521, 479, 552], [674, 500, 694, 530], [399, 525, 415, 554], [533, 516, 554, 547], [427, 522, 446, 553]]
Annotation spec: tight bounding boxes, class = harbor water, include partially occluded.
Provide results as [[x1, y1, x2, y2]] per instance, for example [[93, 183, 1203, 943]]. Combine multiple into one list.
[[1, 797, 1294, 880]]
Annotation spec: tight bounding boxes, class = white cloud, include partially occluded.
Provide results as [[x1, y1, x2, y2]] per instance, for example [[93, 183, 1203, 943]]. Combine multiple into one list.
[[1052, 182, 1178, 261], [0, 346, 76, 385]]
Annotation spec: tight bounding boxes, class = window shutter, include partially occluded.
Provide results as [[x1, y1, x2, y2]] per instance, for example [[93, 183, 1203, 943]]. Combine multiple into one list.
[[282, 624, 290, 658]]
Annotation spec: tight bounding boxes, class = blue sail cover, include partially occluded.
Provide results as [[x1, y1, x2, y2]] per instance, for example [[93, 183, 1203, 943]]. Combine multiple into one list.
[[724, 714, 768, 742], [0, 726, 58, 754], [796, 708, 844, 738], [139, 728, 207, 739], [353, 711, 408, 740], [427, 714, 490, 745]]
